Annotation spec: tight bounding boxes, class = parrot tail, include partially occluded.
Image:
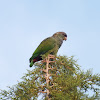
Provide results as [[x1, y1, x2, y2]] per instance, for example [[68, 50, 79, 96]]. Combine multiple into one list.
[[29, 58, 37, 67], [30, 61, 34, 67], [29, 57, 41, 67], [29, 57, 34, 67]]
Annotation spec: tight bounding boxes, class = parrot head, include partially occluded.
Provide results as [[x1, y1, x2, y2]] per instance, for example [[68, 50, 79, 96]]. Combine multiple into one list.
[[53, 32, 67, 41]]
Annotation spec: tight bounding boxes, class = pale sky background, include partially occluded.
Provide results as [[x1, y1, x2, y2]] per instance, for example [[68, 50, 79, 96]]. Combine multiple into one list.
[[0, 0, 100, 95]]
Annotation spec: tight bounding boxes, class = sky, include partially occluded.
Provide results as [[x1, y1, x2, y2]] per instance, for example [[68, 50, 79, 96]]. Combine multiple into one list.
[[0, 0, 100, 95]]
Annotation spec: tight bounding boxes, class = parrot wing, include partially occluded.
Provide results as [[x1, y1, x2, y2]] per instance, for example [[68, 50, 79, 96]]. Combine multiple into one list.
[[30, 37, 56, 62]]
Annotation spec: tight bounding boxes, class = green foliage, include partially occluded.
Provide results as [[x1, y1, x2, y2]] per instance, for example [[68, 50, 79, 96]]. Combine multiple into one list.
[[0, 56, 100, 100]]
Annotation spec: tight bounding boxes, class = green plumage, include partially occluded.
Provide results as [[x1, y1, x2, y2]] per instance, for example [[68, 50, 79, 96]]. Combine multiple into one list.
[[29, 32, 67, 67]]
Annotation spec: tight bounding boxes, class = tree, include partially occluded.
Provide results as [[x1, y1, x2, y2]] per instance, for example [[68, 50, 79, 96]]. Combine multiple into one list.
[[0, 56, 100, 100]]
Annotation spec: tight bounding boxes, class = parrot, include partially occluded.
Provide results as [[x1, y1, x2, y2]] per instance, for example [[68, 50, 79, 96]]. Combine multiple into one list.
[[29, 32, 67, 67]]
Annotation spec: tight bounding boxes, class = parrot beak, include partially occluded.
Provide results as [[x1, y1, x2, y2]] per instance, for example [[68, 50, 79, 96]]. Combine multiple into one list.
[[64, 37, 67, 41]]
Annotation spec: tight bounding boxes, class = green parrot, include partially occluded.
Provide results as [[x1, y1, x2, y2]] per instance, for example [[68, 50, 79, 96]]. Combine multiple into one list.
[[29, 32, 67, 67]]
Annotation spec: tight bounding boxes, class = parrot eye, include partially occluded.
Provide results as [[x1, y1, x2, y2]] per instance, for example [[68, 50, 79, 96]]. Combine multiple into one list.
[[64, 34, 67, 37]]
